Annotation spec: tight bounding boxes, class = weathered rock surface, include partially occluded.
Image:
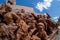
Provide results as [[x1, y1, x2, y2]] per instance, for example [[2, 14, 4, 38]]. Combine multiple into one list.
[[0, 3, 58, 40]]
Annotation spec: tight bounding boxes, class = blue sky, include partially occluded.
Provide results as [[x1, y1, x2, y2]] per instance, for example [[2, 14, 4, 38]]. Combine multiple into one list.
[[0, 0, 60, 22]]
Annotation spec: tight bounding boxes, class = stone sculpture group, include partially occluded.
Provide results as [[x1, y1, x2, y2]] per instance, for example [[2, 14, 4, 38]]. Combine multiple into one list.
[[0, 0, 58, 40]]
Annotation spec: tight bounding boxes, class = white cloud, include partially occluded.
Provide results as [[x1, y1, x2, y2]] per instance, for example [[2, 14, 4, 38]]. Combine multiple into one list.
[[52, 16, 59, 22], [36, 0, 53, 12], [53, 16, 59, 19], [44, 0, 53, 2]]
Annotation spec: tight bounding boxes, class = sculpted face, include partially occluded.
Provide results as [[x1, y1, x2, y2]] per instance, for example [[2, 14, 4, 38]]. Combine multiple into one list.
[[38, 22, 45, 30]]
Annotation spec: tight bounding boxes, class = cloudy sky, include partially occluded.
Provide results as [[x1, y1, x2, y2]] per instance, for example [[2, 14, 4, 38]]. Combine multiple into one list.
[[0, 0, 60, 22]]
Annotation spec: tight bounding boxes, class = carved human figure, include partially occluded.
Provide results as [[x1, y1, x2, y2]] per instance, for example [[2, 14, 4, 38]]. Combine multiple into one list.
[[36, 22, 49, 40]]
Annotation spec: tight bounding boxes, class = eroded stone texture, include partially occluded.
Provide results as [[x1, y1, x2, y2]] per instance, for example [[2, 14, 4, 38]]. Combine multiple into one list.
[[0, 3, 58, 40]]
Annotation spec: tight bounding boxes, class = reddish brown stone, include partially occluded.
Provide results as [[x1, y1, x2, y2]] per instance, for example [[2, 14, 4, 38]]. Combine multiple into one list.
[[0, 2, 58, 40]]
